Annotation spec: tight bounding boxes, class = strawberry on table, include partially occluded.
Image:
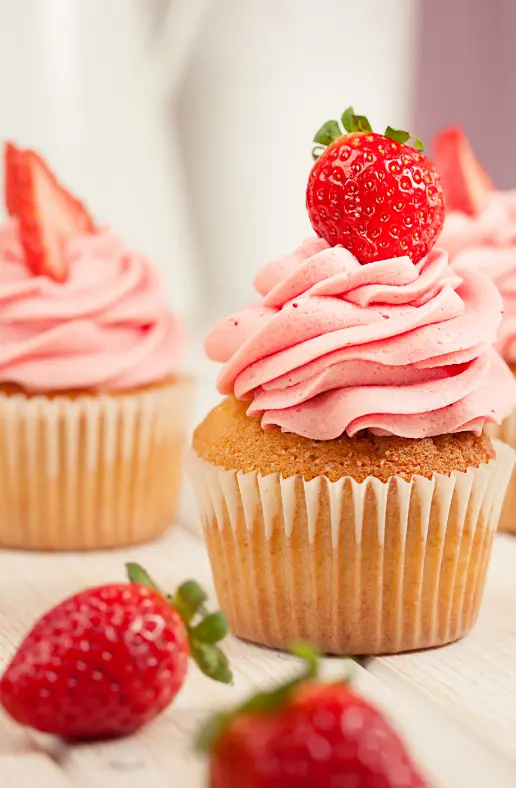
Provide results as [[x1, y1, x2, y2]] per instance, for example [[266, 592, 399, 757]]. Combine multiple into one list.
[[306, 106, 444, 265], [4, 141, 96, 283], [432, 126, 494, 216], [199, 645, 428, 788], [0, 564, 231, 740]]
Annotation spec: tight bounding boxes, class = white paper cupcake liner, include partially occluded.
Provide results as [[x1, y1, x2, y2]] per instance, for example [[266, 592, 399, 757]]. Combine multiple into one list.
[[187, 440, 514, 654], [486, 411, 516, 532], [0, 378, 194, 550]]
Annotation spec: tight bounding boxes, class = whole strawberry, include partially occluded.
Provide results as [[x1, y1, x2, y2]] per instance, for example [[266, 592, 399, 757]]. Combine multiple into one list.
[[0, 564, 231, 739], [306, 107, 444, 264], [199, 646, 427, 788]]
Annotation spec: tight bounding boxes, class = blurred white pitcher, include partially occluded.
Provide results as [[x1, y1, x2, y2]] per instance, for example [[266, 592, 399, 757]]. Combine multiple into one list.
[[176, 0, 417, 324], [0, 0, 207, 324]]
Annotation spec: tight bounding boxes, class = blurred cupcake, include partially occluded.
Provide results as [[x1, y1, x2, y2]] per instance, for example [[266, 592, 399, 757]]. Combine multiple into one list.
[[0, 143, 193, 550], [435, 127, 516, 532], [189, 109, 516, 655]]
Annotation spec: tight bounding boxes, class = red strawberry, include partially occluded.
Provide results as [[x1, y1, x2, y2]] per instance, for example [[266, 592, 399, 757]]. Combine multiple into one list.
[[4, 142, 23, 216], [0, 564, 231, 740], [4, 142, 96, 283], [199, 646, 428, 788], [432, 126, 493, 216], [306, 107, 444, 265]]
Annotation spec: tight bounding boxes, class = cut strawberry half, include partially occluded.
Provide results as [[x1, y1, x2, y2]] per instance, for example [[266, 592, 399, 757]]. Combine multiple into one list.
[[432, 126, 493, 217], [4, 142, 95, 283], [4, 142, 24, 216]]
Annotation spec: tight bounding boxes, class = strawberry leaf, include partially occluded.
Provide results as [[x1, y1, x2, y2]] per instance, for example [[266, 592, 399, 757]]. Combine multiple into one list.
[[313, 120, 342, 147], [191, 612, 229, 644], [385, 126, 411, 144], [191, 643, 232, 684], [341, 106, 356, 133], [353, 114, 373, 133], [385, 126, 425, 152], [341, 107, 372, 134], [126, 562, 163, 594], [176, 580, 208, 614]]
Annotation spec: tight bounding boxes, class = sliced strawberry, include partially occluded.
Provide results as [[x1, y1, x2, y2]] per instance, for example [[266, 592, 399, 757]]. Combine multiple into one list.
[[4, 143, 96, 283], [432, 126, 494, 216], [5, 141, 23, 216]]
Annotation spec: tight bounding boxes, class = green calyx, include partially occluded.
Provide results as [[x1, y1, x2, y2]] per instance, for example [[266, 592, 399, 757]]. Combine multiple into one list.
[[126, 563, 232, 685], [312, 106, 425, 160], [195, 643, 320, 754], [384, 126, 424, 151]]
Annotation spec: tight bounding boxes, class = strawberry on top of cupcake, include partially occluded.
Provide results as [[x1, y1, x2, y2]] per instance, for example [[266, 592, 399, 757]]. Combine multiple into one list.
[[205, 109, 516, 442], [434, 127, 516, 365], [1, 142, 182, 392]]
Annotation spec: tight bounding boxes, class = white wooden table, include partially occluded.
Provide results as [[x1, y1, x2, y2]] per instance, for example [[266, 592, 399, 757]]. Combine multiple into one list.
[[1, 379, 516, 787]]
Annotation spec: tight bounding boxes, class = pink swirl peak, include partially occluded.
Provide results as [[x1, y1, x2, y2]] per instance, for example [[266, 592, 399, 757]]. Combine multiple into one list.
[[440, 191, 516, 365], [0, 220, 183, 392], [205, 238, 516, 440]]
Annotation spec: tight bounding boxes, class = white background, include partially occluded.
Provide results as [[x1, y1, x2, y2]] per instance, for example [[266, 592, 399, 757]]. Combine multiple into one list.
[[0, 0, 417, 330]]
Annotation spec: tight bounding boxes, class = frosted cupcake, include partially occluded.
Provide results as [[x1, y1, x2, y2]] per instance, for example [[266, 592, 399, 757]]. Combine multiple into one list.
[[0, 142, 193, 550], [435, 127, 516, 532], [189, 109, 516, 655]]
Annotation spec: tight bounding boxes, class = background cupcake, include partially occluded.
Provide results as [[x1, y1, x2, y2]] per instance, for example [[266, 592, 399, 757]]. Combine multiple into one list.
[[189, 109, 516, 655], [0, 142, 193, 550], [434, 127, 516, 532]]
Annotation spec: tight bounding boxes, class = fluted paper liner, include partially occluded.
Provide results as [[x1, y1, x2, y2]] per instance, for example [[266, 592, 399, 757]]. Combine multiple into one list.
[[188, 440, 514, 654], [0, 378, 194, 551], [486, 412, 516, 533]]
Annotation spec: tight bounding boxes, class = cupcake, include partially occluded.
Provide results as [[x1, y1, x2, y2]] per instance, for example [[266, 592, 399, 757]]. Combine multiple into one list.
[[189, 109, 516, 656], [0, 142, 193, 550], [435, 127, 516, 532]]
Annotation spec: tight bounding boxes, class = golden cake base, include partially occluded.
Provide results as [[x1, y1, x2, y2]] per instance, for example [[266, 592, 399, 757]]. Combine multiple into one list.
[[189, 399, 513, 654], [0, 377, 194, 551]]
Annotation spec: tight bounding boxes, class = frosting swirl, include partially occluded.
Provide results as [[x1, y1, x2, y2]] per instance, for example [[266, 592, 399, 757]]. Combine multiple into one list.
[[440, 191, 516, 364], [206, 238, 515, 440], [0, 220, 182, 392]]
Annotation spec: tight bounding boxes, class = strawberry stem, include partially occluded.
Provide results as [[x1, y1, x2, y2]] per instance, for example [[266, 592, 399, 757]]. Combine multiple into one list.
[[195, 643, 321, 753], [125, 563, 232, 685], [312, 106, 425, 160]]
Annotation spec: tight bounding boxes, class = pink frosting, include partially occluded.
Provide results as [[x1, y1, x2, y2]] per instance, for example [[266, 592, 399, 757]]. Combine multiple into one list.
[[205, 238, 516, 440], [0, 220, 182, 392], [440, 191, 516, 364]]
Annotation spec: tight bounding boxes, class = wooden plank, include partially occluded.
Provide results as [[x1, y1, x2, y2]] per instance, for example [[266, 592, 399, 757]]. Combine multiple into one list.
[[369, 533, 516, 767], [61, 711, 205, 788], [1, 753, 76, 787], [0, 709, 35, 755], [0, 524, 515, 786], [47, 635, 516, 788]]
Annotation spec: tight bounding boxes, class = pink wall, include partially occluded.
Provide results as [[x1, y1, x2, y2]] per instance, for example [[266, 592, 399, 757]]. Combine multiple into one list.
[[414, 0, 515, 188]]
